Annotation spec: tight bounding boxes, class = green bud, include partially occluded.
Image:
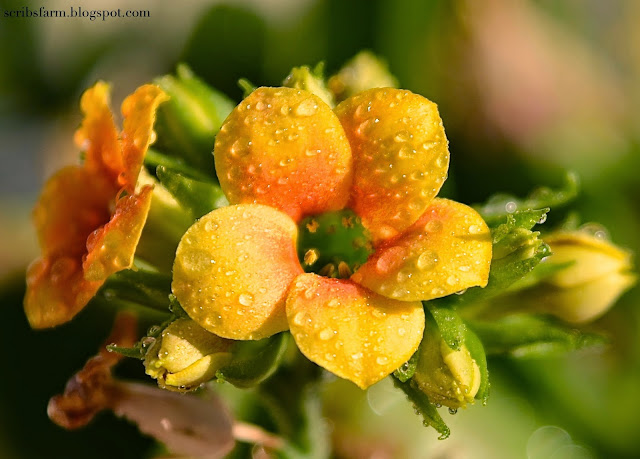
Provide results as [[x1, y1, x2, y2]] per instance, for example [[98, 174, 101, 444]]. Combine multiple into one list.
[[493, 227, 542, 263], [153, 64, 235, 173], [135, 169, 193, 271], [283, 64, 334, 107], [412, 318, 481, 409], [328, 51, 398, 103], [144, 318, 233, 391]]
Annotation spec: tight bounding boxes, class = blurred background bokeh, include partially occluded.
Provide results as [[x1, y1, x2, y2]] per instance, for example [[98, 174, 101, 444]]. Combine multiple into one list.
[[1, 0, 639, 457]]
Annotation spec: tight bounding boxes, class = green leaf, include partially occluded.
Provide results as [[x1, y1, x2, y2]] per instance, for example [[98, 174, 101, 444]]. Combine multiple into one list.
[[423, 302, 466, 350], [145, 148, 212, 182], [392, 377, 450, 440], [466, 315, 607, 358], [153, 64, 235, 173], [476, 171, 579, 226], [393, 351, 419, 383], [106, 344, 145, 360], [463, 327, 490, 404], [156, 165, 228, 219], [216, 333, 289, 388], [99, 269, 172, 312]]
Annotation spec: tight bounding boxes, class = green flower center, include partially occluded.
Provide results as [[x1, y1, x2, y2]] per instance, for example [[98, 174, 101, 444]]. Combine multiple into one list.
[[297, 209, 373, 279]]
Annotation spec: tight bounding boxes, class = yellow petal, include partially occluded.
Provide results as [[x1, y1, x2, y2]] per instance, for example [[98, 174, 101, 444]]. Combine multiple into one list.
[[214, 87, 353, 222], [335, 88, 449, 241], [172, 204, 303, 340], [352, 198, 492, 301], [286, 273, 424, 389]]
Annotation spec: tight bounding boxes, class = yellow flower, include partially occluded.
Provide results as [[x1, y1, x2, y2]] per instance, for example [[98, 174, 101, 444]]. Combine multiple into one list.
[[24, 83, 167, 328], [172, 87, 492, 388], [535, 230, 635, 323], [144, 318, 233, 391]]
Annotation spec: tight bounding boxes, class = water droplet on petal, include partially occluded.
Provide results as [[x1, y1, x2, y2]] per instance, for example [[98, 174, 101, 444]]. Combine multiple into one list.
[[318, 328, 335, 341], [417, 250, 438, 270], [294, 99, 318, 116], [425, 220, 443, 233], [376, 356, 389, 365], [239, 293, 254, 306]]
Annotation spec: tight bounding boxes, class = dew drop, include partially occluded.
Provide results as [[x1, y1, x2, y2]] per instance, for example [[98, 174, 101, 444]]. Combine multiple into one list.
[[324, 352, 335, 361], [204, 220, 219, 232], [293, 311, 308, 326], [238, 293, 254, 306], [468, 224, 481, 234], [446, 275, 458, 286], [376, 356, 389, 365], [394, 130, 412, 142], [417, 250, 438, 270], [351, 352, 363, 360], [537, 214, 548, 224], [505, 201, 517, 213], [318, 328, 335, 341], [425, 220, 443, 233], [294, 99, 318, 116]]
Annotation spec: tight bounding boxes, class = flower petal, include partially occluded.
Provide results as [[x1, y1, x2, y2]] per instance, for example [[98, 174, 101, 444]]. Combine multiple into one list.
[[172, 204, 303, 340], [120, 85, 168, 192], [352, 198, 492, 301], [286, 273, 424, 389], [83, 186, 154, 282], [73, 82, 122, 182], [25, 167, 115, 328], [214, 87, 353, 221], [335, 88, 449, 241]]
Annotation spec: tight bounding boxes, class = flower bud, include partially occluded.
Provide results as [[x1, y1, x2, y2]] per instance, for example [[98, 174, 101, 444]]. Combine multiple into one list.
[[412, 319, 481, 409], [153, 64, 235, 172], [533, 230, 635, 323], [283, 65, 334, 107], [144, 318, 233, 391], [328, 51, 398, 103]]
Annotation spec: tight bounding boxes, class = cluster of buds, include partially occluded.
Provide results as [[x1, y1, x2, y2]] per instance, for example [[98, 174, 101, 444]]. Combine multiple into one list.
[[24, 52, 635, 451]]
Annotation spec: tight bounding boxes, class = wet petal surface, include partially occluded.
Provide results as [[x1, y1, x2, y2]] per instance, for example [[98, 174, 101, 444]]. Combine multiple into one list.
[[335, 88, 449, 242], [172, 204, 303, 340], [215, 87, 353, 221], [286, 273, 424, 389], [352, 198, 492, 301]]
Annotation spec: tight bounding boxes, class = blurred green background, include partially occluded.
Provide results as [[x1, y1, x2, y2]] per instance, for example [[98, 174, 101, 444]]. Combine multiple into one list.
[[1, 0, 639, 457]]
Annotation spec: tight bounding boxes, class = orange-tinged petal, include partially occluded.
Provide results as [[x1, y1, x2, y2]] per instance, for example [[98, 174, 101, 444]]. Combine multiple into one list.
[[214, 87, 353, 221], [335, 88, 449, 241], [32, 167, 114, 258], [286, 273, 425, 389], [83, 186, 154, 282], [74, 82, 122, 182], [172, 204, 303, 340], [25, 167, 110, 328], [25, 257, 102, 329], [352, 198, 492, 301], [120, 85, 168, 192]]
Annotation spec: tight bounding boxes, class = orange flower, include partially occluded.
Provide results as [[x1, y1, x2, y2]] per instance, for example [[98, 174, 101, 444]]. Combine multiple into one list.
[[24, 82, 167, 329], [172, 87, 492, 388]]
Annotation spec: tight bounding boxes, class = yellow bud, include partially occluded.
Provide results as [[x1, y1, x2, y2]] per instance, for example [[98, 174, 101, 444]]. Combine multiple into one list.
[[412, 322, 481, 409], [144, 318, 233, 391], [535, 230, 636, 323]]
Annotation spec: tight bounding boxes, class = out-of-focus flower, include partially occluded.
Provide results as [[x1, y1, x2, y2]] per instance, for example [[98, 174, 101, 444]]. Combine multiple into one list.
[[412, 319, 481, 409], [531, 230, 635, 323], [24, 82, 167, 329], [172, 86, 492, 388], [145, 318, 233, 391]]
